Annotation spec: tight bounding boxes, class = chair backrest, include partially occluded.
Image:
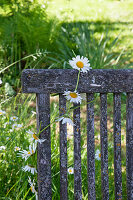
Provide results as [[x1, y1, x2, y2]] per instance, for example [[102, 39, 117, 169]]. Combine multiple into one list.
[[21, 69, 133, 200]]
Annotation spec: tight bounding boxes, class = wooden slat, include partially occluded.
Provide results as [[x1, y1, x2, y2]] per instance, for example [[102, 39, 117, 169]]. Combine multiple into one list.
[[36, 93, 52, 200], [59, 94, 67, 200], [100, 94, 109, 200], [22, 69, 133, 93], [126, 93, 133, 199], [86, 93, 96, 200], [113, 93, 122, 200], [73, 103, 82, 200]]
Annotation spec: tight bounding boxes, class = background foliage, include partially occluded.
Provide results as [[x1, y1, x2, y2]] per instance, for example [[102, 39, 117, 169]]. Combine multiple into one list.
[[0, 0, 133, 199]]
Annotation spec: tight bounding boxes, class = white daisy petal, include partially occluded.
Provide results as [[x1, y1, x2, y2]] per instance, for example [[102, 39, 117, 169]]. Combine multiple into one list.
[[0, 146, 6, 150], [10, 116, 18, 121], [18, 143, 36, 160], [14, 146, 21, 151], [69, 55, 91, 73], [0, 78, 2, 84], [63, 91, 82, 104], [95, 149, 101, 161], [27, 130, 46, 144], [57, 117, 74, 126], [12, 123, 22, 129], [28, 177, 38, 199], [22, 165, 37, 174], [68, 167, 74, 174], [0, 110, 6, 115]]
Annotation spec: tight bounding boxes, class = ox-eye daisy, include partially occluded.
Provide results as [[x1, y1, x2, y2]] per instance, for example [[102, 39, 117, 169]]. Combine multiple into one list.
[[26, 130, 45, 144], [0, 78, 2, 84], [0, 146, 6, 150], [0, 110, 6, 115], [18, 143, 36, 160], [10, 116, 18, 121], [63, 91, 82, 104], [14, 146, 21, 151], [22, 165, 37, 174], [12, 123, 22, 129], [28, 177, 38, 200], [69, 55, 91, 73], [95, 149, 101, 161], [57, 117, 74, 126], [68, 167, 74, 174]]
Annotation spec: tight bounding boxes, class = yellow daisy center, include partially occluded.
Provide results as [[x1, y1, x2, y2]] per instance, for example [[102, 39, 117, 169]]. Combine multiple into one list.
[[28, 151, 31, 154], [16, 148, 19, 150], [99, 153, 101, 158], [70, 92, 78, 98], [33, 133, 38, 140], [13, 117, 16, 119], [69, 169, 72, 173], [30, 186, 33, 192], [0, 112, 2, 114], [76, 61, 84, 68]]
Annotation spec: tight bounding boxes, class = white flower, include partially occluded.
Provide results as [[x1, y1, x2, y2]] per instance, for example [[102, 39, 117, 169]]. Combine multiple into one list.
[[41, 4, 45, 8], [26, 130, 46, 144], [18, 143, 36, 160], [22, 165, 37, 174], [0, 146, 6, 150], [68, 167, 74, 174], [10, 116, 18, 121], [0, 110, 6, 115], [95, 149, 101, 161], [63, 91, 82, 104], [31, 111, 36, 115], [0, 78, 2, 84], [12, 123, 22, 129], [69, 55, 91, 73], [57, 117, 74, 126], [28, 177, 38, 200], [4, 121, 11, 128], [14, 146, 21, 151]]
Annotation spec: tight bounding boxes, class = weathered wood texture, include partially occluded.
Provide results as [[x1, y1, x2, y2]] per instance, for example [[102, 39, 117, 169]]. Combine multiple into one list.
[[113, 93, 122, 200], [59, 94, 67, 200], [126, 93, 133, 200], [73, 104, 82, 200], [100, 94, 109, 200], [21, 69, 133, 200], [36, 93, 52, 200], [86, 93, 96, 200], [22, 69, 133, 93]]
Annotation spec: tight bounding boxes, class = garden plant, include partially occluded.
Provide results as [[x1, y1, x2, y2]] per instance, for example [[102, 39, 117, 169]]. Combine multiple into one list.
[[0, 0, 133, 199]]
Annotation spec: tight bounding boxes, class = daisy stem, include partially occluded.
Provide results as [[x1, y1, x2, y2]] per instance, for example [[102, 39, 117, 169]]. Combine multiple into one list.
[[75, 70, 81, 91], [39, 97, 98, 134], [38, 120, 55, 134]]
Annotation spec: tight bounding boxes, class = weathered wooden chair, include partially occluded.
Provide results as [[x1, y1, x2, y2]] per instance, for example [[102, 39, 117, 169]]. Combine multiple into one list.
[[21, 69, 133, 200]]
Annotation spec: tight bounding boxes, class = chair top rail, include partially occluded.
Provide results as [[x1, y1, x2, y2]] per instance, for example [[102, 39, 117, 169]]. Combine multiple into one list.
[[21, 69, 133, 93]]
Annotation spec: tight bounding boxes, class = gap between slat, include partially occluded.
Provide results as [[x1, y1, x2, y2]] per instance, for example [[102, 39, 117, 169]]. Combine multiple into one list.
[[86, 93, 96, 200]]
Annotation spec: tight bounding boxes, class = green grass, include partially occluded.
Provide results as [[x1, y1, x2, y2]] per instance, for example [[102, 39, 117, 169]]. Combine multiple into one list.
[[0, 93, 127, 199], [0, 0, 132, 199]]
